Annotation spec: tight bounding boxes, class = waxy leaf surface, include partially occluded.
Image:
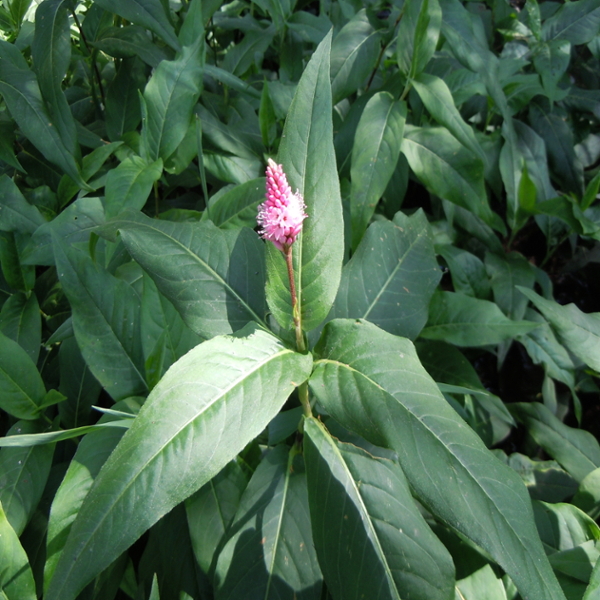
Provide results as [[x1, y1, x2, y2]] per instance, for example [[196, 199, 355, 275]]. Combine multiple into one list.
[[101, 210, 267, 339], [267, 30, 344, 332], [46, 324, 313, 600], [309, 319, 566, 600], [304, 417, 455, 600]]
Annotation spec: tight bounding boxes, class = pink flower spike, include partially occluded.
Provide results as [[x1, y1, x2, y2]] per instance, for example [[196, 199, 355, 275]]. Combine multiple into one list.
[[257, 158, 307, 251]]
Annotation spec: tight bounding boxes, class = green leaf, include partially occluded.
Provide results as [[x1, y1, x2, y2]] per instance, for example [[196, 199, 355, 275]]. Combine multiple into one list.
[[542, 0, 600, 45], [441, 0, 492, 71], [518, 308, 575, 390], [140, 273, 203, 388], [508, 453, 578, 503], [104, 156, 163, 219], [485, 251, 536, 321], [203, 65, 262, 100], [584, 557, 600, 600], [206, 178, 266, 230], [186, 461, 247, 575], [0, 501, 36, 600], [0, 175, 45, 235], [397, 0, 442, 78], [0, 420, 131, 448], [402, 125, 495, 227], [549, 540, 600, 596], [44, 403, 135, 591], [0, 292, 41, 364], [529, 103, 584, 197], [93, 26, 169, 67], [0, 231, 35, 292], [221, 25, 275, 77], [420, 291, 539, 346], [57, 141, 124, 207], [330, 211, 441, 339], [92, 0, 179, 51], [350, 93, 406, 249], [58, 336, 103, 429], [214, 445, 322, 600], [178, 0, 203, 47], [457, 565, 507, 600], [417, 340, 484, 389], [411, 73, 486, 165], [52, 237, 148, 401], [582, 171, 600, 211], [436, 245, 491, 299], [142, 40, 204, 161], [138, 504, 203, 600], [330, 10, 381, 105], [533, 501, 600, 553], [22, 197, 105, 267], [533, 40, 571, 102], [0, 331, 45, 420], [304, 417, 455, 600], [309, 319, 566, 600], [100, 210, 267, 338], [0, 122, 25, 173], [518, 287, 600, 372], [32, 0, 80, 161], [259, 81, 277, 149], [0, 420, 54, 536], [7, 0, 33, 28], [45, 324, 313, 600], [510, 402, 600, 483], [573, 468, 600, 520], [267, 30, 344, 332], [0, 42, 85, 187]]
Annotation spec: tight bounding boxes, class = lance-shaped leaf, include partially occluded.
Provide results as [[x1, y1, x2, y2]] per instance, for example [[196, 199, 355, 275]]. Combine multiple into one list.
[[45, 324, 313, 600], [420, 291, 539, 346], [206, 177, 266, 230], [214, 445, 322, 600], [142, 40, 204, 161], [330, 10, 381, 105], [0, 175, 45, 235], [186, 461, 248, 576], [0, 501, 36, 600], [411, 73, 486, 165], [397, 0, 441, 78], [304, 417, 455, 600], [32, 0, 79, 160], [99, 210, 267, 338], [0, 292, 41, 364], [402, 125, 495, 227], [309, 319, 566, 600], [52, 236, 148, 401], [542, 0, 600, 45], [266, 30, 344, 332], [510, 402, 600, 483], [0, 41, 85, 188], [330, 211, 440, 340], [0, 331, 45, 420], [518, 287, 600, 372], [104, 156, 163, 219], [44, 404, 134, 590], [92, 0, 179, 50], [0, 420, 54, 536], [350, 93, 406, 250]]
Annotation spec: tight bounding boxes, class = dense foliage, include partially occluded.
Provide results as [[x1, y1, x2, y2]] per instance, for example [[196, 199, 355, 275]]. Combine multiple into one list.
[[1, 0, 600, 598]]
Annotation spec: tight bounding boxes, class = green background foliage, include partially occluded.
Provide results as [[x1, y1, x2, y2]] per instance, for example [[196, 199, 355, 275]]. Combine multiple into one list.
[[0, 0, 599, 599]]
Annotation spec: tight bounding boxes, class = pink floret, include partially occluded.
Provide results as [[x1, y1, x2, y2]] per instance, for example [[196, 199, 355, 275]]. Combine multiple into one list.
[[257, 159, 307, 251]]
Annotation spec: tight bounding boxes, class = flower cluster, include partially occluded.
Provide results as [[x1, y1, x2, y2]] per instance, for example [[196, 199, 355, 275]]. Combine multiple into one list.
[[257, 158, 307, 251]]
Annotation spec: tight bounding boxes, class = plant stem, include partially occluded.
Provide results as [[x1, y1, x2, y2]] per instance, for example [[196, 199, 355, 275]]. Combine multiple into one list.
[[283, 245, 311, 420], [284, 245, 305, 353]]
